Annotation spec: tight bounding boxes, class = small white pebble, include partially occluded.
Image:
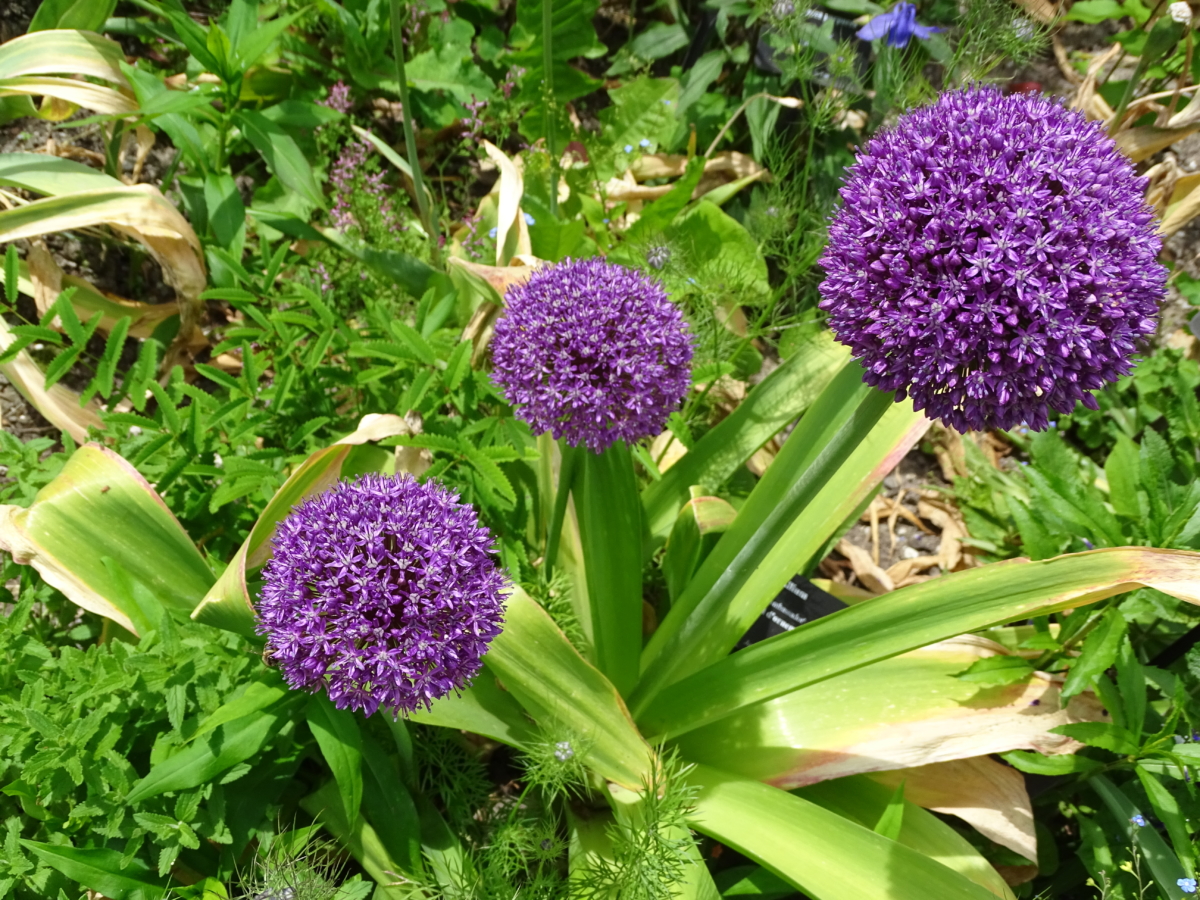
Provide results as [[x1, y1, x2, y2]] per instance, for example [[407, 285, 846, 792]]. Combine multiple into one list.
[[901, 546, 919, 560]]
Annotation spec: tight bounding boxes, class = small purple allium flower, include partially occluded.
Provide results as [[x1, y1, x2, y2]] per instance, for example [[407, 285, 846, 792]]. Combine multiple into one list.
[[857, 2, 941, 47], [1131, 814, 1148, 827], [491, 258, 693, 453], [257, 474, 506, 717], [819, 87, 1165, 432]]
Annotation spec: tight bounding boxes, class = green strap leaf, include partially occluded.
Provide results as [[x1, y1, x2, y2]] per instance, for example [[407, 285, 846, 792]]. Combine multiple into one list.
[[575, 442, 644, 696], [633, 366, 914, 717], [0, 443, 214, 635], [638, 547, 1200, 740], [685, 765, 999, 900], [308, 695, 364, 829], [484, 586, 654, 789]]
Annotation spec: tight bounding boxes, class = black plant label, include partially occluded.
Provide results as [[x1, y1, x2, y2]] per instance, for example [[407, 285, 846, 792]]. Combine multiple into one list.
[[734, 575, 847, 650]]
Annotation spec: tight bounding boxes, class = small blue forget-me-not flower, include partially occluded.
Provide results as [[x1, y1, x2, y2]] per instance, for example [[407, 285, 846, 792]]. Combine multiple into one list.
[[1179, 878, 1197, 894], [1131, 814, 1148, 827]]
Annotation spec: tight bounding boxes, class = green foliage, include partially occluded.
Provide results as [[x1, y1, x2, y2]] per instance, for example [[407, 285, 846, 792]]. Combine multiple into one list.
[[0, 590, 300, 898], [0, 0, 1129, 897], [573, 752, 700, 900]]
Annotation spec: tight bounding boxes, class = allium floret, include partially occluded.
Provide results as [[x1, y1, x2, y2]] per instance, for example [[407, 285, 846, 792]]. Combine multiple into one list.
[[257, 474, 506, 717], [819, 86, 1165, 432], [491, 257, 693, 453]]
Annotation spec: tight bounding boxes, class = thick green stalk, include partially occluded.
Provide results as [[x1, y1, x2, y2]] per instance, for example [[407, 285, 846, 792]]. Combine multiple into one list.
[[389, 0, 440, 264], [574, 442, 644, 697], [542, 0, 558, 217], [543, 440, 578, 578]]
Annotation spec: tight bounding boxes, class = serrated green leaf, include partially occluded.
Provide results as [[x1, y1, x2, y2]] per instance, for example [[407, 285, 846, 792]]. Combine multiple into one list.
[[289, 416, 332, 449], [41, 345, 82, 390], [1061, 607, 1126, 700], [461, 443, 516, 503], [955, 654, 1034, 686], [393, 433, 459, 452], [93, 314, 130, 399], [445, 340, 472, 391], [348, 341, 414, 363], [209, 475, 268, 512], [1049, 722, 1138, 754], [47, 287, 83, 345], [390, 320, 436, 366], [194, 363, 247, 396]]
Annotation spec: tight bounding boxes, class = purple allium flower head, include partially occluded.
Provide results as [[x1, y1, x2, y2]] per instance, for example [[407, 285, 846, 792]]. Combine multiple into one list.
[[819, 87, 1165, 432], [857, 2, 941, 47], [256, 474, 506, 717], [491, 258, 693, 453]]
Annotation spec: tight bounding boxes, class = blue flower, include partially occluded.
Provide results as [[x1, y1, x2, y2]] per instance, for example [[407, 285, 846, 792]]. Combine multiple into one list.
[[488, 227, 498, 239], [624, 144, 634, 153], [1179, 878, 1197, 894], [639, 138, 651, 148], [856, 2, 941, 47], [1131, 814, 1148, 827], [523, 212, 536, 226]]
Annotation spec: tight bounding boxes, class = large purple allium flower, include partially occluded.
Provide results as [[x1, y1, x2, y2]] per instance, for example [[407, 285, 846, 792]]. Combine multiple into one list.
[[819, 86, 1165, 432], [256, 474, 506, 717], [491, 258, 693, 453]]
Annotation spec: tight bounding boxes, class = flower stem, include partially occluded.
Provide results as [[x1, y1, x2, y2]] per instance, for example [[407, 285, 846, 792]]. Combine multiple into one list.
[[389, 0, 441, 264], [543, 0, 559, 217]]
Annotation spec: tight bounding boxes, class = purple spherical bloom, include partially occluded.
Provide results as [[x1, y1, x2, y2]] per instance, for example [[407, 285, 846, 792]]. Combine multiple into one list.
[[256, 474, 506, 717], [819, 87, 1165, 432], [491, 257, 693, 453], [857, 2, 941, 47]]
